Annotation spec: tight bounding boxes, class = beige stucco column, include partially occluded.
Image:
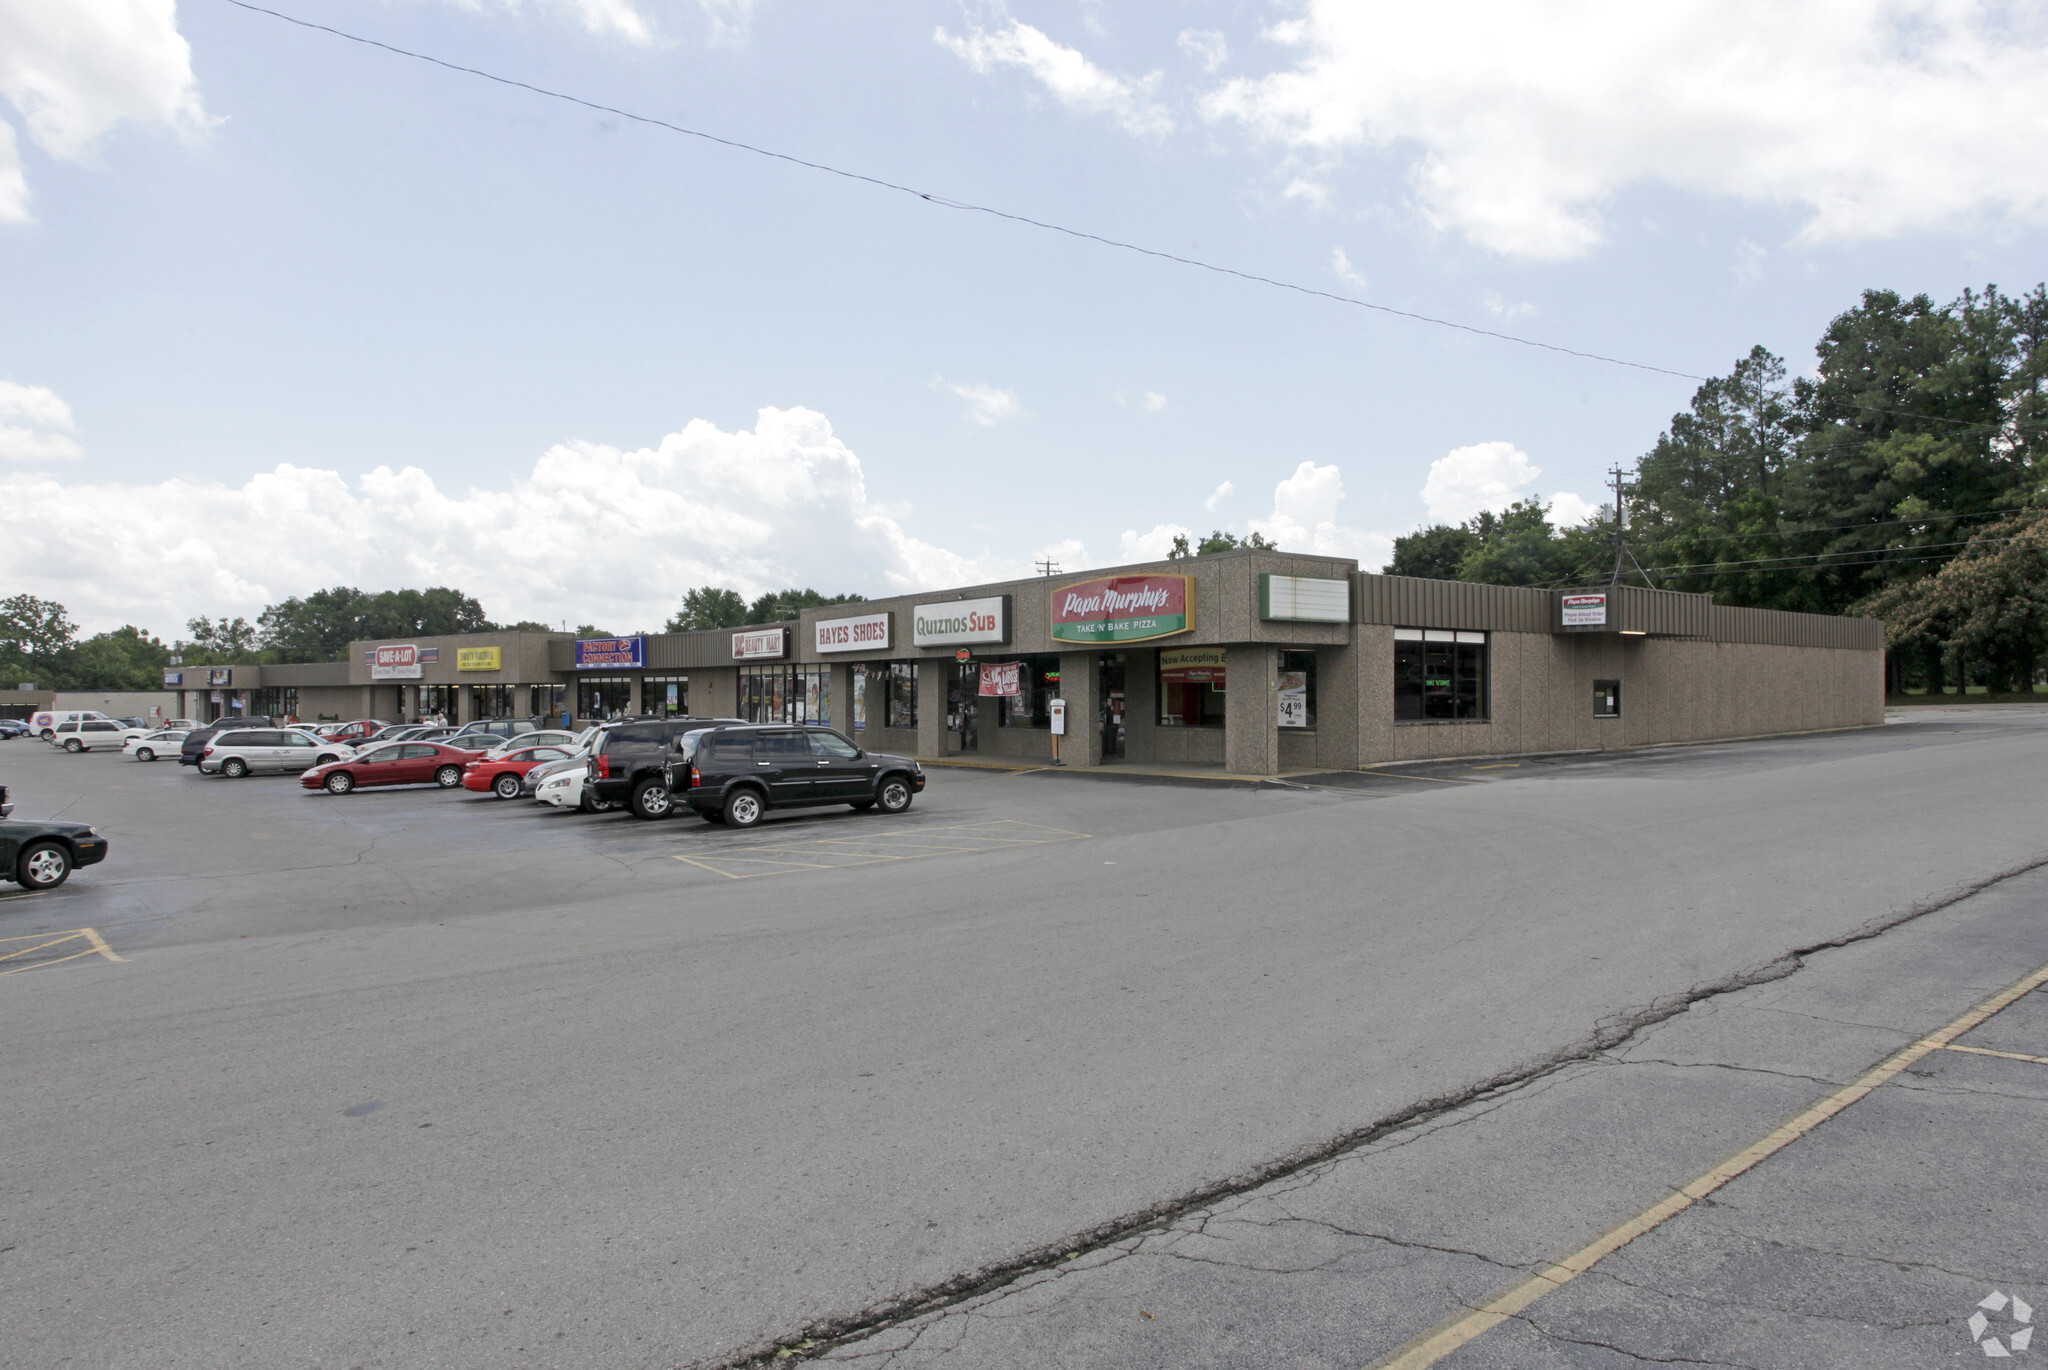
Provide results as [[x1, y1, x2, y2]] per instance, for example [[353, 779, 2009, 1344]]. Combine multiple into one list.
[[1057, 651, 1101, 765], [825, 663, 854, 731], [915, 661, 947, 758], [1224, 643, 1280, 774]]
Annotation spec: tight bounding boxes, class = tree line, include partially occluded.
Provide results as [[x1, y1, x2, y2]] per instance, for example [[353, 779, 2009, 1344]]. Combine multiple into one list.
[[1389, 283, 2048, 695]]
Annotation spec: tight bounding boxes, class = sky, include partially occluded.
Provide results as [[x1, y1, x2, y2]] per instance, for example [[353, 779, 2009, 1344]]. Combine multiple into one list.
[[3, 0, 2046, 637]]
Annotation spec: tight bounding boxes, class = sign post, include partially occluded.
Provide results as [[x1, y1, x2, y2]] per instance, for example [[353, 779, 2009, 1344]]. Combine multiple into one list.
[[1048, 697, 1066, 766]]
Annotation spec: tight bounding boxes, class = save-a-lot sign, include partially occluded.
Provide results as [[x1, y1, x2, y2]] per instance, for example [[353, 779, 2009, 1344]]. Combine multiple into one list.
[[1051, 574, 1192, 645], [371, 645, 422, 679]]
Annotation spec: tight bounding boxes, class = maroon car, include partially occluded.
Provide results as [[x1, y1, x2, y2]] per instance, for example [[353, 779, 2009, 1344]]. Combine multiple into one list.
[[300, 741, 485, 794], [317, 718, 388, 745]]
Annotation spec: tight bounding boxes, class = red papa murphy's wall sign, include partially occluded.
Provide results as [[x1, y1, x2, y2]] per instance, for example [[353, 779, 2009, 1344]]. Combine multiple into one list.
[[1050, 574, 1193, 645]]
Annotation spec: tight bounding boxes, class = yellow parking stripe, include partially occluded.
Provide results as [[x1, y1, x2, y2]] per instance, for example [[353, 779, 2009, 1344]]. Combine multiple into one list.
[[0, 927, 127, 976], [1939, 1042, 2048, 1067], [1368, 959, 2048, 1370]]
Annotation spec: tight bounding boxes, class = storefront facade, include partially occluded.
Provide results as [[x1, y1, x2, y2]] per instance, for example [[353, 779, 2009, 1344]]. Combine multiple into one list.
[[318, 550, 1880, 772]]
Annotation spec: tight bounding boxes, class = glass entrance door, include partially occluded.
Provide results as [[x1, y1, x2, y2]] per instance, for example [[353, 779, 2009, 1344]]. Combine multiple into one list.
[[952, 662, 979, 752], [1099, 652, 1126, 760]]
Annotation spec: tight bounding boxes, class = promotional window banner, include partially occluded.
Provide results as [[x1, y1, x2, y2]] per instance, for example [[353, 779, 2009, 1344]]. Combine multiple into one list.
[[456, 646, 503, 672], [1260, 573, 1351, 623], [1562, 593, 1608, 627], [575, 636, 645, 669], [1157, 645, 1227, 687], [731, 627, 788, 661], [815, 611, 891, 654], [1277, 670, 1310, 728], [1051, 575, 1192, 645], [911, 595, 1010, 647], [978, 661, 1022, 697], [207, 667, 233, 687], [162, 669, 183, 687], [370, 646, 421, 680]]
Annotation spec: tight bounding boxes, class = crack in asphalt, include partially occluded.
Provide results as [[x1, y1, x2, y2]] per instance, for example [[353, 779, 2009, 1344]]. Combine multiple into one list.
[[702, 850, 2048, 1370]]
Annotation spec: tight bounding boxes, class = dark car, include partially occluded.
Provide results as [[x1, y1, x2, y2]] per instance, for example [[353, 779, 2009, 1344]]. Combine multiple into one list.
[[664, 724, 923, 829], [0, 785, 110, 890], [0, 720, 31, 740], [299, 741, 488, 794], [588, 717, 745, 820], [178, 716, 277, 767]]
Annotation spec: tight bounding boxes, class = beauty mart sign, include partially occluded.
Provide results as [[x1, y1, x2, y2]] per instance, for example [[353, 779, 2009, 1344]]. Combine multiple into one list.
[[815, 611, 891, 654], [731, 628, 789, 661], [912, 596, 1010, 647], [1050, 574, 1192, 645]]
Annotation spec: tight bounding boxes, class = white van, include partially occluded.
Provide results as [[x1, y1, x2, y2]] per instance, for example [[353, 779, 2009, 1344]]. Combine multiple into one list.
[[31, 710, 111, 741]]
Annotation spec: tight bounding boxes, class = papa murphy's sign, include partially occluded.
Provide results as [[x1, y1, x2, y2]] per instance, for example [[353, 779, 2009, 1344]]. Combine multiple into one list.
[[1051, 574, 1192, 645], [1561, 593, 1608, 628], [912, 596, 1010, 647]]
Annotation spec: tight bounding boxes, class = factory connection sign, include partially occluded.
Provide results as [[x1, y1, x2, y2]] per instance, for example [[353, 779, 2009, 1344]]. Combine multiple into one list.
[[1051, 575, 1192, 645], [575, 636, 645, 669]]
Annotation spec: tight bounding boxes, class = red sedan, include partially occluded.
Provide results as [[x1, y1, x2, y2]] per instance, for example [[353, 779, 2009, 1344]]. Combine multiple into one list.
[[318, 718, 388, 745], [462, 744, 577, 799], [301, 741, 486, 794]]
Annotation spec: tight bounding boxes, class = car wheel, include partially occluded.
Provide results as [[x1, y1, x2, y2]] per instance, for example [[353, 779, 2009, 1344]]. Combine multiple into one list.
[[876, 776, 914, 814], [136, 747, 155, 762], [324, 770, 355, 794], [17, 841, 71, 891], [493, 773, 522, 799], [39, 729, 53, 741], [63, 738, 84, 753], [316, 753, 341, 765], [631, 779, 674, 820], [435, 765, 462, 788], [222, 756, 249, 778], [723, 788, 765, 828]]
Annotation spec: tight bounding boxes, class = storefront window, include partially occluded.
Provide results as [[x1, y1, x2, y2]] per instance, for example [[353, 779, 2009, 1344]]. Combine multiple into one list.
[[853, 666, 868, 731], [1279, 651, 1316, 730], [740, 667, 829, 724], [469, 684, 516, 719], [252, 687, 299, 720], [529, 684, 566, 721], [886, 663, 918, 728], [1158, 648, 1226, 727], [1394, 629, 1489, 720], [984, 655, 1061, 727], [578, 676, 632, 719], [645, 675, 691, 718], [420, 684, 459, 721]]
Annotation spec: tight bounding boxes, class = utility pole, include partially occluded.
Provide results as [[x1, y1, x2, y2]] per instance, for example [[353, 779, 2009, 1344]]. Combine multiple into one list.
[[1035, 559, 1061, 577], [1608, 465, 1628, 588]]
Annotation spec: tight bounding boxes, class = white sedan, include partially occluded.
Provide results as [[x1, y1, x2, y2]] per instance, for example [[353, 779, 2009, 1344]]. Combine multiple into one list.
[[123, 728, 192, 762], [482, 729, 578, 759]]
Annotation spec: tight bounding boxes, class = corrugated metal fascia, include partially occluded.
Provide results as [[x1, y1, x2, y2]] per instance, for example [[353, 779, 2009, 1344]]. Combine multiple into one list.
[[1353, 574, 1549, 632], [1707, 604, 1884, 650], [1610, 585, 1712, 636]]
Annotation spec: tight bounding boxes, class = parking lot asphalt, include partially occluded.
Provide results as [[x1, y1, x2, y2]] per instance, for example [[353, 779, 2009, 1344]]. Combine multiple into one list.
[[2, 712, 2046, 1368]]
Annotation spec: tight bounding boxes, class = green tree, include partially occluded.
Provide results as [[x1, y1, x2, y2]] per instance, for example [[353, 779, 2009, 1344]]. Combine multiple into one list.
[[183, 615, 260, 662], [0, 593, 77, 683], [258, 586, 373, 662], [665, 587, 749, 632], [62, 626, 173, 690], [1195, 529, 1277, 555], [742, 588, 865, 624], [1387, 523, 1479, 579], [1856, 509, 2048, 693], [1456, 500, 1611, 587]]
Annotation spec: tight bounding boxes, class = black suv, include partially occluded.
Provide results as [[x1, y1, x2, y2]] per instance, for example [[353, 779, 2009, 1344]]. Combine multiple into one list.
[[178, 716, 276, 767], [587, 717, 745, 820], [665, 724, 923, 828]]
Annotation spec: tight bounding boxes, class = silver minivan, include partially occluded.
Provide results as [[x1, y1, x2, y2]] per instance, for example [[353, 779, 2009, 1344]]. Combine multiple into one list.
[[199, 728, 356, 777]]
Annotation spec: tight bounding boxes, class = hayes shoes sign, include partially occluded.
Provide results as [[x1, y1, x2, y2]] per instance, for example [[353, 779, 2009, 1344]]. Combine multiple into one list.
[[1051, 575, 1192, 645], [815, 611, 891, 654]]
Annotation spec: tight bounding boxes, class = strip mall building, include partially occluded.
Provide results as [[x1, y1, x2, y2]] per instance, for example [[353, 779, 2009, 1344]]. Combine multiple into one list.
[[167, 549, 1884, 774]]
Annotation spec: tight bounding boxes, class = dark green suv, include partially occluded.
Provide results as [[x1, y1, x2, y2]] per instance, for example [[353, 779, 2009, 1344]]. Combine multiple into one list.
[[664, 725, 924, 828]]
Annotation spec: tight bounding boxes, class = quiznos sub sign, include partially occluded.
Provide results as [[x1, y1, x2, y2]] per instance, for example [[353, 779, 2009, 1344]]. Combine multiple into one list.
[[1051, 575, 1192, 645], [912, 596, 1010, 647]]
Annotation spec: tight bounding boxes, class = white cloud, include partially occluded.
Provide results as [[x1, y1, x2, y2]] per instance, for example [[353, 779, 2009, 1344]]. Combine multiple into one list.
[[1203, 480, 1232, 512], [694, 0, 761, 47], [0, 380, 83, 461], [1419, 440, 1598, 528], [1248, 461, 1392, 567], [935, 17, 1172, 137], [1177, 28, 1227, 74], [0, 0, 207, 223], [1201, 1, 2048, 259], [1140, 389, 1167, 413], [1481, 292, 1534, 324], [936, 378, 1023, 427], [1118, 522, 1191, 562], [1330, 245, 1366, 290], [0, 407, 1028, 635]]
